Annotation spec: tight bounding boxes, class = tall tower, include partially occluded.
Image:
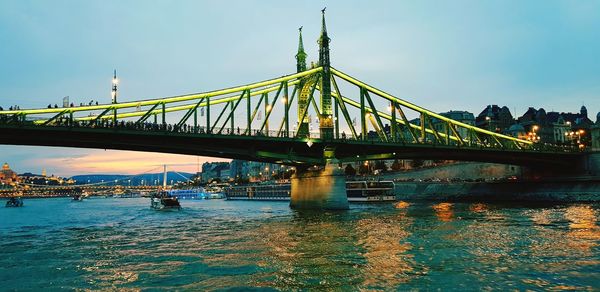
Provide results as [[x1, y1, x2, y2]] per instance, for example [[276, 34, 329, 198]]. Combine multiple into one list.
[[581, 105, 588, 118], [296, 26, 307, 73], [296, 27, 310, 137], [111, 70, 118, 104], [318, 8, 333, 140]]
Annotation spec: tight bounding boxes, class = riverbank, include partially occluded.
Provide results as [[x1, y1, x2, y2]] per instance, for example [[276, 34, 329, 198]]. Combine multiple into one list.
[[395, 177, 600, 202]]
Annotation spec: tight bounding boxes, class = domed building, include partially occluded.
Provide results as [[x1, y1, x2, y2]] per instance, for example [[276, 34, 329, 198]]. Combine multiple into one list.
[[0, 162, 19, 185], [507, 124, 526, 139]]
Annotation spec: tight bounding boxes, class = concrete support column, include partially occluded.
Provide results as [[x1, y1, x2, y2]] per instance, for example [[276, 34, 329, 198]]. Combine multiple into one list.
[[290, 159, 348, 210]]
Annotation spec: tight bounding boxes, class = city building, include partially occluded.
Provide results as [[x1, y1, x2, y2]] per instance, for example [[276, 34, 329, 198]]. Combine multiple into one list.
[[201, 162, 231, 182], [515, 106, 592, 145], [0, 162, 19, 185], [476, 105, 514, 133], [229, 160, 293, 182]]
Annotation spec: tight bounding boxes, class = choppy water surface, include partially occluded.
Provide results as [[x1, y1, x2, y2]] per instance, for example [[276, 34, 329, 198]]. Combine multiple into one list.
[[1, 198, 599, 291]]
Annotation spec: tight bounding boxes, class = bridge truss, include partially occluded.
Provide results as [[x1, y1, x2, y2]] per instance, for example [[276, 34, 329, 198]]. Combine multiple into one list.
[[0, 13, 581, 167]]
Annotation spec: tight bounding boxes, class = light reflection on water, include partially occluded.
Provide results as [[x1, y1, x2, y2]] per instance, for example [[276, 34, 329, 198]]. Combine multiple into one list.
[[0, 198, 598, 290]]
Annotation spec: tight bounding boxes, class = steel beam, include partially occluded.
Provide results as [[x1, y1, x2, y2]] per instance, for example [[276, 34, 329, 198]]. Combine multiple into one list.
[[363, 90, 388, 142], [331, 76, 358, 139]]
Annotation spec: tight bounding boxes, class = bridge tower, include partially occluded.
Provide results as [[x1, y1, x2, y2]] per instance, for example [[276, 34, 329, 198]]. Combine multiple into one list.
[[296, 27, 310, 138], [318, 8, 334, 140], [290, 10, 348, 210]]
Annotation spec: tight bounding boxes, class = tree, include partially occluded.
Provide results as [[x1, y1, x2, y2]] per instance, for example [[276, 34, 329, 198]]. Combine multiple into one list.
[[344, 164, 356, 176]]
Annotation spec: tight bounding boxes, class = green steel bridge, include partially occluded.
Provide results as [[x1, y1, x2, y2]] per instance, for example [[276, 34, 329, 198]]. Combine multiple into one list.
[[0, 13, 583, 169]]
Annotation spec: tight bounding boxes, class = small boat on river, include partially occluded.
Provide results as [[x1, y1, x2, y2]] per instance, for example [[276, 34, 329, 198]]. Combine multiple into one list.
[[151, 191, 181, 210], [5, 197, 24, 207], [150, 165, 181, 210]]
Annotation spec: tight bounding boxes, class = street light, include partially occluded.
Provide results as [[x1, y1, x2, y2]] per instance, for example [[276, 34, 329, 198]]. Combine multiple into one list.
[[111, 70, 118, 104], [527, 125, 540, 142]]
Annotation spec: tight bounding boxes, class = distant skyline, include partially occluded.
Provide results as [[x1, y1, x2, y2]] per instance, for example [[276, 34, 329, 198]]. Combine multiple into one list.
[[1, 0, 599, 176]]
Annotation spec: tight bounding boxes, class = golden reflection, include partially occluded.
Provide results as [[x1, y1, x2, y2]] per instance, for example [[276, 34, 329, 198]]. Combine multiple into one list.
[[394, 201, 410, 209], [565, 205, 600, 252], [458, 207, 515, 266], [469, 203, 488, 213], [252, 212, 357, 290], [433, 203, 453, 222], [526, 205, 600, 281], [530, 209, 552, 226], [250, 209, 418, 290], [355, 210, 416, 288]]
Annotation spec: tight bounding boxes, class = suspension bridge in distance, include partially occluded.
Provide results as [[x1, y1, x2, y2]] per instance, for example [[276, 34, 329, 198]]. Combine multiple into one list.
[[0, 12, 596, 209]]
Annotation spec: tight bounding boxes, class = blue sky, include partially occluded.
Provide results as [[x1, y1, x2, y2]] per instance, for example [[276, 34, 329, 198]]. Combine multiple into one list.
[[1, 0, 599, 176]]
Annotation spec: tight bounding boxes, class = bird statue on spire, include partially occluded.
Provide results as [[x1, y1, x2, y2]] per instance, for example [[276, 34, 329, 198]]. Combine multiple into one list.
[[322, 7, 326, 13]]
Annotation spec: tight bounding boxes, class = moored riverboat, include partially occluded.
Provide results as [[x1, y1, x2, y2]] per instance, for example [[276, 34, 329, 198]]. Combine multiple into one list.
[[224, 180, 396, 202], [167, 188, 205, 200]]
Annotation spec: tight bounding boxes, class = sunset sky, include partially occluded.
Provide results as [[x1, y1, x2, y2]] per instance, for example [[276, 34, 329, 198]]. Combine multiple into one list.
[[1, 0, 599, 177]]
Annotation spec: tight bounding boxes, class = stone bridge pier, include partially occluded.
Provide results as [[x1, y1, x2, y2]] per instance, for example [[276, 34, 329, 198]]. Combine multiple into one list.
[[289, 161, 348, 210], [289, 147, 348, 210]]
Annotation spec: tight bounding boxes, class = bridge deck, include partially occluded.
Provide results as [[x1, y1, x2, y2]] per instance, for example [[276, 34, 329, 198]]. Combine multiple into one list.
[[0, 123, 583, 169]]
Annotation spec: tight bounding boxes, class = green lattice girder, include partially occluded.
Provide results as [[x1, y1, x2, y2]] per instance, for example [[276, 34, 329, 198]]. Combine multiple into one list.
[[329, 68, 533, 147], [0, 65, 534, 150], [1, 67, 322, 121]]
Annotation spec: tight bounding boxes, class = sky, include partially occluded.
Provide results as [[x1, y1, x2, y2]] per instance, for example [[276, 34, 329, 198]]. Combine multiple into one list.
[[1, 0, 599, 176]]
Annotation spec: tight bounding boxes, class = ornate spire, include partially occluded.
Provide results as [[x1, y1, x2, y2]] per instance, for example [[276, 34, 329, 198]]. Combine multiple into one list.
[[295, 26, 307, 73], [317, 8, 333, 140], [318, 7, 330, 68], [318, 7, 330, 51]]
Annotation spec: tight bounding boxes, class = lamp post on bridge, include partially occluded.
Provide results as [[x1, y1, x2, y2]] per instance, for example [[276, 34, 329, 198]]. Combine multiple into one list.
[[111, 70, 118, 104], [111, 70, 119, 126]]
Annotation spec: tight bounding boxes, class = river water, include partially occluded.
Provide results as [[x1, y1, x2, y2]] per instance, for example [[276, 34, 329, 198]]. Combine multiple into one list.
[[1, 197, 598, 291]]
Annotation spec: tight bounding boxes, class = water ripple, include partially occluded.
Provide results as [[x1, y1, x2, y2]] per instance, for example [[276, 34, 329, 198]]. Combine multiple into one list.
[[0, 198, 598, 290]]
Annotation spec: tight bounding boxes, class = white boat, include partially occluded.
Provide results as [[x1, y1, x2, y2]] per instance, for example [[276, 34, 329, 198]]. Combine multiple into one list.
[[167, 188, 205, 199], [345, 180, 396, 202], [204, 184, 226, 199], [224, 180, 396, 202]]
